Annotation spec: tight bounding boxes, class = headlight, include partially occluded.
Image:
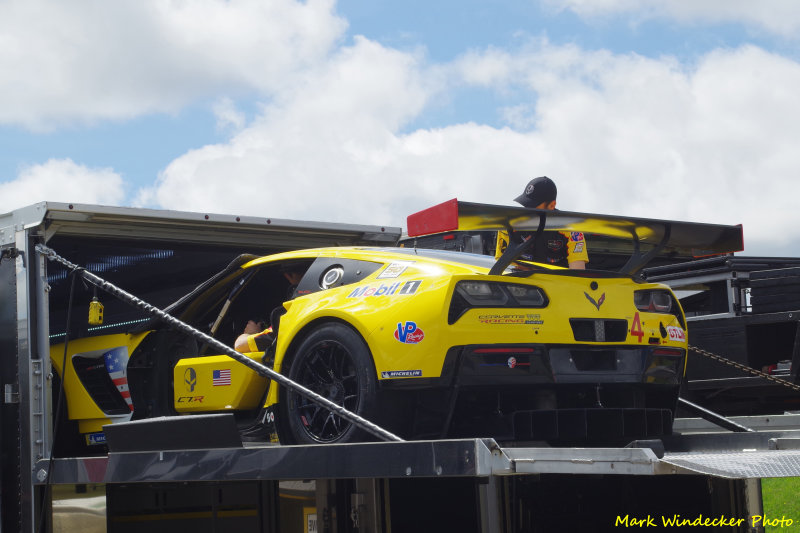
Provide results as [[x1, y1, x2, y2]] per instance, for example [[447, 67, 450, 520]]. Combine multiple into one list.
[[634, 290, 673, 313]]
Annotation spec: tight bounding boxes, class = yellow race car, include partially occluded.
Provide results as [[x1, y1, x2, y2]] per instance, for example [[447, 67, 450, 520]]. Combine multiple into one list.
[[51, 201, 743, 448]]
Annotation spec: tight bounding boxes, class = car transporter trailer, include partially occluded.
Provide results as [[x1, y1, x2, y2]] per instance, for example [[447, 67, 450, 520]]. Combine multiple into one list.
[[2, 202, 800, 532]]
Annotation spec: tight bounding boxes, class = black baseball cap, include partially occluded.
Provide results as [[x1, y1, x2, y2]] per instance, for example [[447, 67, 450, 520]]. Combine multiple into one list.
[[514, 176, 557, 208]]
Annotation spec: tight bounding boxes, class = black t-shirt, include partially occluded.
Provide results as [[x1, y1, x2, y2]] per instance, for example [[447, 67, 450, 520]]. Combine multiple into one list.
[[513, 231, 571, 267]]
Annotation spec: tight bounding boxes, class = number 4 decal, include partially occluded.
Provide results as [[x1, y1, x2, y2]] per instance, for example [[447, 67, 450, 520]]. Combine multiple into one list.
[[631, 312, 644, 342]]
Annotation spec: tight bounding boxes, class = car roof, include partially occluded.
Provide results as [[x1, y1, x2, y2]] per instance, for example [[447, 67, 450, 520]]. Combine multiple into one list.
[[242, 246, 501, 273]]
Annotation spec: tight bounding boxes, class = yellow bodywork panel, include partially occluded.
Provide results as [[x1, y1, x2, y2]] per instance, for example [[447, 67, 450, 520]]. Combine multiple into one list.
[[173, 352, 269, 412], [261, 253, 689, 408], [78, 418, 111, 435], [50, 331, 150, 433]]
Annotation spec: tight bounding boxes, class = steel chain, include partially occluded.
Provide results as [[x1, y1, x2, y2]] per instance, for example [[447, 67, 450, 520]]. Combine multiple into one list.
[[689, 344, 800, 393]]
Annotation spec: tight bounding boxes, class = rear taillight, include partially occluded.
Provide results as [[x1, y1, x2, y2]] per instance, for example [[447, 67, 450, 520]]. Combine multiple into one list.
[[449, 281, 548, 324], [634, 290, 673, 313], [652, 348, 683, 357], [456, 281, 508, 306], [506, 284, 548, 306], [473, 347, 536, 354]]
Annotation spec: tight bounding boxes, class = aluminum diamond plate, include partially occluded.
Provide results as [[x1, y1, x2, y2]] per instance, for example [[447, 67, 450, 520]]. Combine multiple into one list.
[[663, 450, 800, 479]]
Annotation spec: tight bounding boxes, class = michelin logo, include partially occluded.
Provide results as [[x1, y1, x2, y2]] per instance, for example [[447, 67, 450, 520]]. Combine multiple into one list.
[[381, 370, 423, 378], [87, 432, 107, 445]]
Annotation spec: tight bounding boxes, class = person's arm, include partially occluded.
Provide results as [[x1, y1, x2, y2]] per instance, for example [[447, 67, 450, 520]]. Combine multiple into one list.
[[564, 231, 589, 270], [235, 319, 263, 352]]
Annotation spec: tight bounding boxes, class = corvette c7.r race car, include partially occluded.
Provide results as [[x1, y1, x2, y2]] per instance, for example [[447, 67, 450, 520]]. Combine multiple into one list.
[[50, 201, 743, 449]]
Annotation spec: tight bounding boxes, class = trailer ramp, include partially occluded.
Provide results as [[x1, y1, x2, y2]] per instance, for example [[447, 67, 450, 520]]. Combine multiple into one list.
[[36, 423, 800, 484]]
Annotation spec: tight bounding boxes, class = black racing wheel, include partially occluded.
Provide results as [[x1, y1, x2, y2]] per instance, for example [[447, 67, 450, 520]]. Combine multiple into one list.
[[280, 323, 378, 444]]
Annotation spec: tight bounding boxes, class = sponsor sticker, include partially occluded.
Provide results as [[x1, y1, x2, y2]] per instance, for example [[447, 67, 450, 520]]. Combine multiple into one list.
[[395, 321, 425, 343], [377, 261, 415, 279], [177, 396, 205, 403], [479, 314, 525, 324], [87, 432, 106, 446], [526, 314, 545, 325], [666, 326, 686, 342], [570, 232, 585, 242], [478, 313, 544, 325], [573, 242, 584, 253], [381, 370, 423, 378], [213, 369, 231, 386], [506, 356, 532, 368], [347, 280, 421, 298], [480, 354, 533, 368]]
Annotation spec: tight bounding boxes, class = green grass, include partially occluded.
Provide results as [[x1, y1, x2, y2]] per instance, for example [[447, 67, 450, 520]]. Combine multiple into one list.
[[761, 478, 800, 531]]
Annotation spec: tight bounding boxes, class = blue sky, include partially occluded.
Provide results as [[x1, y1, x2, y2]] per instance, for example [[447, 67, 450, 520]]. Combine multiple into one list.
[[2, 0, 800, 256]]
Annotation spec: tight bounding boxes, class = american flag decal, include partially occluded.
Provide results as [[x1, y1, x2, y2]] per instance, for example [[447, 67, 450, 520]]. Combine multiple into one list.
[[213, 369, 232, 386], [103, 347, 133, 411]]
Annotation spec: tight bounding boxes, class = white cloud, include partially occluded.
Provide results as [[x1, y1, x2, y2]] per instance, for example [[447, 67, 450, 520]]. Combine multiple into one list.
[[138, 38, 800, 257], [213, 97, 247, 132], [4, 2, 796, 264], [135, 37, 542, 227], [452, 41, 800, 256], [0, 0, 346, 130], [545, 0, 800, 38], [135, 36, 446, 224], [1, 159, 125, 212]]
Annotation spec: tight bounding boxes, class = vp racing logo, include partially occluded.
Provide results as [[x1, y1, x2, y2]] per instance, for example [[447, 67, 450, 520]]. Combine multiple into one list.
[[395, 321, 424, 344]]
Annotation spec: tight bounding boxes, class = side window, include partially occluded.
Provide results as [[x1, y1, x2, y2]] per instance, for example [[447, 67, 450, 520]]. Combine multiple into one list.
[[294, 258, 383, 297], [227, 266, 294, 324], [203, 266, 294, 348]]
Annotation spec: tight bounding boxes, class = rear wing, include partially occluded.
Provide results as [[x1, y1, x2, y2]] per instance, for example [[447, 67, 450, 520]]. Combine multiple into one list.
[[407, 199, 744, 275]]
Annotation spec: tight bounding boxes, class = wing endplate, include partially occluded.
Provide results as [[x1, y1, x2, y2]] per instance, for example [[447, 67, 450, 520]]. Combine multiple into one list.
[[406, 198, 459, 237]]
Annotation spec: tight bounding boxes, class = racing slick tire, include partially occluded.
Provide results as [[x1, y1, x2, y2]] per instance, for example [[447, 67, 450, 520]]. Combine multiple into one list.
[[279, 322, 379, 444]]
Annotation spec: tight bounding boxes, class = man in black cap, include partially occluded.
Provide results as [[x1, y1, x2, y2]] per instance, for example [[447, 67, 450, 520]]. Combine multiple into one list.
[[498, 176, 588, 269], [514, 175, 559, 211]]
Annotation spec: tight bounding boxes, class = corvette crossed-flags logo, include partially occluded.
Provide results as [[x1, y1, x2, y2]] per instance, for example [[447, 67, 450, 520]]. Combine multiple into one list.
[[584, 292, 606, 310]]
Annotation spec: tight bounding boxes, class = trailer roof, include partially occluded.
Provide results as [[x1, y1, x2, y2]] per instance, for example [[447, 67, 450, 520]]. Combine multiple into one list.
[[0, 202, 401, 249]]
